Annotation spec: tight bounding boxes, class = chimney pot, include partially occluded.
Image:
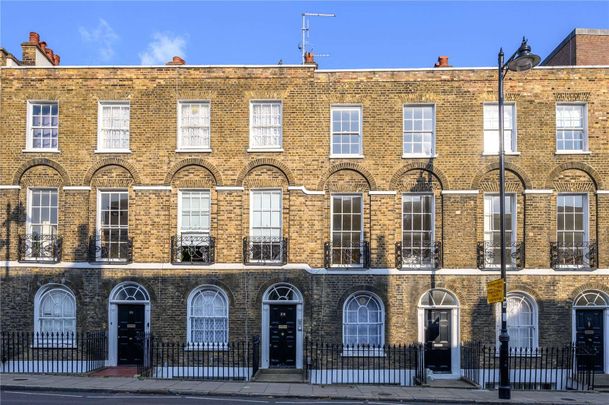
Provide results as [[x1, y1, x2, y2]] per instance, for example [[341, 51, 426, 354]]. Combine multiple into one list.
[[53, 54, 60, 65], [166, 55, 186, 65], [434, 56, 451, 68], [29, 32, 40, 44], [39, 41, 47, 50], [304, 52, 315, 64]]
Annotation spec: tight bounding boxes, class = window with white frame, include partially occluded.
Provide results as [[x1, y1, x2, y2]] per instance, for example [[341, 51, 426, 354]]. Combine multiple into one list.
[[250, 101, 282, 149], [177, 190, 212, 262], [403, 105, 434, 157], [343, 292, 384, 347], [188, 286, 228, 345], [402, 194, 434, 267], [250, 190, 282, 262], [27, 102, 58, 150], [178, 101, 211, 150], [26, 189, 59, 260], [483, 194, 516, 267], [98, 102, 130, 151], [556, 104, 587, 152], [483, 103, 516, 154], [331, 106, 362, 156], [35, 285, 76, 339], [557, 194, 588, 266], [331, 194, 363, 266], [97, 190, 129, 261], [496, 293, 537, 349]]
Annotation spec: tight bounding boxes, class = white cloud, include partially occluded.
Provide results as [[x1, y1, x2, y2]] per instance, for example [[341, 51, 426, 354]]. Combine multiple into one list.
[[79, 18, 119, 62], [139, 32, 187, 65]]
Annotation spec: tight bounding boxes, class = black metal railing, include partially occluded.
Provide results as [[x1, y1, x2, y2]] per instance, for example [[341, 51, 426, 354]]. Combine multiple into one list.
[[395, 241, 442, 269], [476, 241, 524, 270], [460, 343, 595, 391], [324, 241, 370, 268], [304, 340, 425, 386], [88, 236, 133, 263], [137, 335, 260, 381], [242, 237, 288, 265], [18, 234, 62, 263], [1, 331, 107, 374], [550, 241, 597, 269], [171, 234, 215, 265]]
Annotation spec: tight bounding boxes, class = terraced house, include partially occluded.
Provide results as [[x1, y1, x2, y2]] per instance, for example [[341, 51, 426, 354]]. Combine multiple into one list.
[[1, 29, 608, 382]]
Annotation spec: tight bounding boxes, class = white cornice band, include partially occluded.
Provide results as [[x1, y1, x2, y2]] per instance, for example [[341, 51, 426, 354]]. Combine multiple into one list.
[[597, 190, 609, 194], [287, 186, 325, 195], [441, 190, 479, 195], [132, 185, 172, 191], [369, 190, 397, 195], [523, 189, 554, 194], [63, 186, 91, 191], [216, 186, 245, 192], [0, 185, 21, 190]]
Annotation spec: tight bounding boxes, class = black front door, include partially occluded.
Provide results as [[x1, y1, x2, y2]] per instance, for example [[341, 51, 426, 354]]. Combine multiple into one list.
[[117, 304, 145, 365], [424, 309, 451, 373], [269, 304, 296, 368], [576, 309, 604, 372]]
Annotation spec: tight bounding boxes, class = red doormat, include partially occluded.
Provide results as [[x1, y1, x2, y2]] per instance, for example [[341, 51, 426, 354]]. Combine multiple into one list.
[[89, 366, 139, 377]]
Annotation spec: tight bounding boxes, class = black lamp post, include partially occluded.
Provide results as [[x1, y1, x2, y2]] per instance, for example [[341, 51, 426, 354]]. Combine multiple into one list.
[[497, 38, 540, 400]]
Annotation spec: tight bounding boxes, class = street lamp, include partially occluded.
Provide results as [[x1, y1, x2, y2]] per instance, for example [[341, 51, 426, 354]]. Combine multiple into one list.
[[497, 38, 540, 400]]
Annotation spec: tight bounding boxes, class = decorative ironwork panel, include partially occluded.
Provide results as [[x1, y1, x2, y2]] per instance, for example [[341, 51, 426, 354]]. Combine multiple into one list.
[[88, 235, 133, 263], [18, 234, 62, 263], [325, 240, 369, 268], [243, 237, 287, 265], [396, 241, 442, 269], [171, 234, 215, 265], [476, 241, 524, 270], [550, 241, 597, 270]]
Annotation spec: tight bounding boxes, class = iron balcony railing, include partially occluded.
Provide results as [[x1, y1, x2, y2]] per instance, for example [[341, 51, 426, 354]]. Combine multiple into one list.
[[18, 234, 62, 263], [88, 235, 133, 263], [171, 234, 215, 265], [550, 241, 597, 270], [324, 241, 370, 268], [476, 241, 524, 270], [242, 237, 288, 265], [395, 241, 442, 269]]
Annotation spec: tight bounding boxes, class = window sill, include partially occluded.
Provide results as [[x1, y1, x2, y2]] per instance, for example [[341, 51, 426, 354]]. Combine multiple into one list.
[[555, 151, 591, 155], [94, 149, 132, 154], [342, 349, 386, 357], [185, 344, 229, 351], [22, 149, 60, 153], [247, 148, 284, 153], [402, 154, 437, 159], [330, 264, 366, 269], [329, 154, 364, 159], [482, 152, 521, 156], [176, 148, 212, 153]]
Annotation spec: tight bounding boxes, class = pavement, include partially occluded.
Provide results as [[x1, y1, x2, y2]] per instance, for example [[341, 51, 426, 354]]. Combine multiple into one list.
[[1, 374, 609, 404]]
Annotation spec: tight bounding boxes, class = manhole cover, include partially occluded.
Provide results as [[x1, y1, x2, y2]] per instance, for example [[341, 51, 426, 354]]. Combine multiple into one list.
[[13, 378, 28, 381], [560, 399, 576, 402], [378, 392, 392, 396]]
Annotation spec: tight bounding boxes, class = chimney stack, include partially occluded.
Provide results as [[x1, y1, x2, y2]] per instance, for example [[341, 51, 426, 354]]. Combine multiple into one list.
[[21, 33, 60, 66], [166, 56, 186, 65], [434, 56, 452, 68]]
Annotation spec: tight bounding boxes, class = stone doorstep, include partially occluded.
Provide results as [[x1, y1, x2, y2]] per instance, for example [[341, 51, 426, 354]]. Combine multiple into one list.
[[251, 368, 305, 383]]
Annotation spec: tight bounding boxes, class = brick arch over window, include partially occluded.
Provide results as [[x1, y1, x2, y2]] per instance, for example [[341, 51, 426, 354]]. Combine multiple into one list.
[[471, 162, 532, 190], [164, 158, 222, 186], [13, 158, 71, 186], [317, 162, 377, 190], [545, 162, 603, 190], [83, 158, 141, 185], [236, 158, 295, 186], [389, 162, 449, 190]]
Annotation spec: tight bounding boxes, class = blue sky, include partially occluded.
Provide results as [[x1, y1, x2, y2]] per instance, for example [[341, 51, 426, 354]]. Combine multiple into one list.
[[1, 1, 608, 68]]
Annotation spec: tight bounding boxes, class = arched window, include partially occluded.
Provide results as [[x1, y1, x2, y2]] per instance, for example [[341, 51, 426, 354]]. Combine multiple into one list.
[[497, 292, 538, 349], [187, 286, 229, 345], [343, 292, 384, 346], [35, 285, 76, 337]]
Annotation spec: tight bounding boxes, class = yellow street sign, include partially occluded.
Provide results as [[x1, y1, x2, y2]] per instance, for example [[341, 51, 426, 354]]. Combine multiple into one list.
[[487, 279, 505, 304]]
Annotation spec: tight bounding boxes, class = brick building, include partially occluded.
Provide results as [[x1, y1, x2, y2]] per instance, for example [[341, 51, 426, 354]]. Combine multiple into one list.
[[1, 29, 608, 378]]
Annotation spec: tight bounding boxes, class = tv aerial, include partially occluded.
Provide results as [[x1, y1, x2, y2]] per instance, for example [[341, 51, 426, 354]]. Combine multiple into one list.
[[299, 12, 336, 64]]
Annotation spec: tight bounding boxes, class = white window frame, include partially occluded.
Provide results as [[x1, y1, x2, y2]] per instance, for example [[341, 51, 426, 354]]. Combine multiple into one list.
[[177, 189, 211, 236], [248, 100, 283, 151], [249, 189, 283, 263], [186, 285, 229, 349], [342, 291, 385, 355], [25, 101, 59, 152], [34, 284, 76, 347], [330, 193, 364, 268], [556, 103, 588, 154], [96, 101, 131, 153], [96, 189, 129, 262], [401, 193, 435, 268], [330, 105, 363, 158], [483, 193, 517, 268], [25, 188, 59, 260], [403, 104, 436, 158], [483, 102, 518, 155], [496, 292, 538, 350], [177, 100, 212, 152], [556, 193, 589, 268]]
